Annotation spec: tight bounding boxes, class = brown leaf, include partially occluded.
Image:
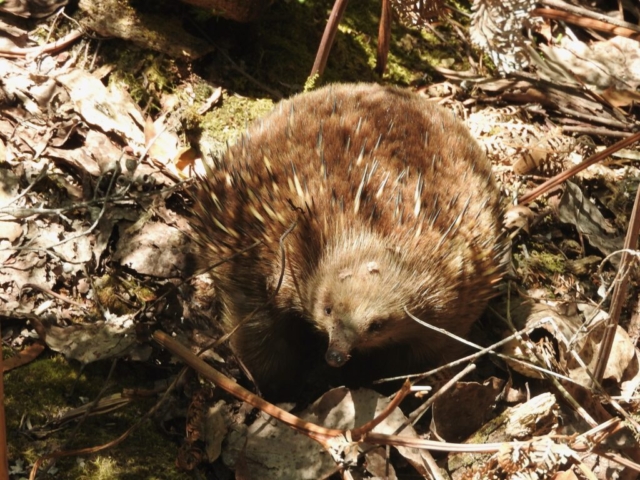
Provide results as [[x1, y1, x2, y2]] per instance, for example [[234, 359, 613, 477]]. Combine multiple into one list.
[[504, 205, 534, 233], [56, 69, 145, 150], [113, 222, 189, 278], [557, 182, 623, 259], [3, 341, 46, 371], [602, 87, 640, 108], [145, 115, 180, 167], [432, 378, 504, 442], [30, 315, 137, 365]]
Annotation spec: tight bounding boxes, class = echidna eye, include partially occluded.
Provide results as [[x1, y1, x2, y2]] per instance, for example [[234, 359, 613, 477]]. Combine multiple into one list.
[[324, 307, 332, 316], [368, 320, 383, 332]]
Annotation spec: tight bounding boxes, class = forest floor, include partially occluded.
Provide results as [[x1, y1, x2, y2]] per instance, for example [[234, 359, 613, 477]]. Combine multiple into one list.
[[2, 0, 640, 478]]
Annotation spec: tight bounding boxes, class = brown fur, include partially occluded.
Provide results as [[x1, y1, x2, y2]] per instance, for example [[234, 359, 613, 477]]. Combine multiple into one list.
[[190, 84, 505, 395]]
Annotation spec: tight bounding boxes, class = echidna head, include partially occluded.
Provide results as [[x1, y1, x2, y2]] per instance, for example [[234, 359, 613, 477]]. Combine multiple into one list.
[[308, 234, 417, 368]]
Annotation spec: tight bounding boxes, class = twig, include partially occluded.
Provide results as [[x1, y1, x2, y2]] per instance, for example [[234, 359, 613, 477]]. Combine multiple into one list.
[[151, 332, 640, 475], [151, 331, 541, 454], [2, 163, 49, 208], [66, 360, 119, 441], [0, 29, 83, 58], [556, 106, 629, 130], [395, 308, 578, 384], [154, 330, 343, 442], [20, 283, 88, 310], [375, 0, 391, 75], [592, 186, 640, 383], [0, 324, 7, 479], [539, 0, 640, 33], [350, 382, 412, 441], [405, 364, 476, 429], [422, 451, 445, 480], [560, 126, 633, 138], [154, 331, 517, 452], [46, 162, 120, 250], [532, 8, 640, 40], [518, 131, 640, 205], [310, 0, 350, 78]]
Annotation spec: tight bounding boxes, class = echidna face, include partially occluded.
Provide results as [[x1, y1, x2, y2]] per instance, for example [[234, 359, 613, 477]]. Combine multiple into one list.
[[310, 256, 409, 368]]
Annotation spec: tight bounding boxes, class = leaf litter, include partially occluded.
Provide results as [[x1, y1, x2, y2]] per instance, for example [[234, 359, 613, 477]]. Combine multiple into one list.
[[1, 0, 640, 479]]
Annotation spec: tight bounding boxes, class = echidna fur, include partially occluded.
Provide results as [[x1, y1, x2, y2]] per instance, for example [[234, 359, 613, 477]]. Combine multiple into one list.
[[190, 83, 505, 395]]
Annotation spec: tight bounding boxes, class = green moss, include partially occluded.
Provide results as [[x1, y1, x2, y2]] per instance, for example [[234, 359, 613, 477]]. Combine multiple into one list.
[[90, 274, 159, 315], [304, 73, 321, 92], [337, 2, 465, 86], [76, 457, 120, 480], [530, 251, 566, 275], [513, 246, 567, 291], [93, 275, 135, 316], [102, 46, 178, 114], [5, 355, 85, 432], [198, 94, 275, 157], [5, 355, 188, 479], [3, 345, 14, 359]]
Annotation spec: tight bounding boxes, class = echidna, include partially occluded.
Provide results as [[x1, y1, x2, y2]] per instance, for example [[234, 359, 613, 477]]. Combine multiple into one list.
[[190, 83, 504, 395]]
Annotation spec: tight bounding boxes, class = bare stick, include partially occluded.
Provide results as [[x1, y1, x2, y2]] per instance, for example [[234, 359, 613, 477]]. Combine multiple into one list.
[[310, 0, 350, 78], [592, 186, 640, 383], [518, 131, 640, 205]]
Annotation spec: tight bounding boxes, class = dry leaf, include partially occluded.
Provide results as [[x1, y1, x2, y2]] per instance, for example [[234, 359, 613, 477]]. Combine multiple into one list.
[[113, 222, 189, 278], [223, 387, 426, 479], [30, 314, 137, 365], [55, 69, 145, 150], [566, 322, 636, 387], [145, 115, 180, 167], [205, 401, 228, 462], [537, 36, 640, 92], [601, 87, 640, 107], [504, 205, 534, 233], [557, 182, 623, 260], [470, 0, 540, 73], [432, 378, 504, 442]]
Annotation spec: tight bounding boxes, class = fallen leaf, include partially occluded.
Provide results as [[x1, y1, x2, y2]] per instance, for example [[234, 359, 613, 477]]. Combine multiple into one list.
[[223, 387, 426, 479], [145, 115, 180, 167], [557, 182, 623, 261], [55, 69, 145, 150], [30, 313, 137, 365], [602, 87, 640, 107], [3, 341, 46, 371], [113, 222, 188, 278], [432, 378, 504, 442], [205, 401, 228, 463], [504, 204, 534, 233]]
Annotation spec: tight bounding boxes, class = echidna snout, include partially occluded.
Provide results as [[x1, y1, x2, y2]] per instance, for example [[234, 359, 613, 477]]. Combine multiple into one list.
[[324, 318, 354, 368], [325, 348, 350, 368]]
